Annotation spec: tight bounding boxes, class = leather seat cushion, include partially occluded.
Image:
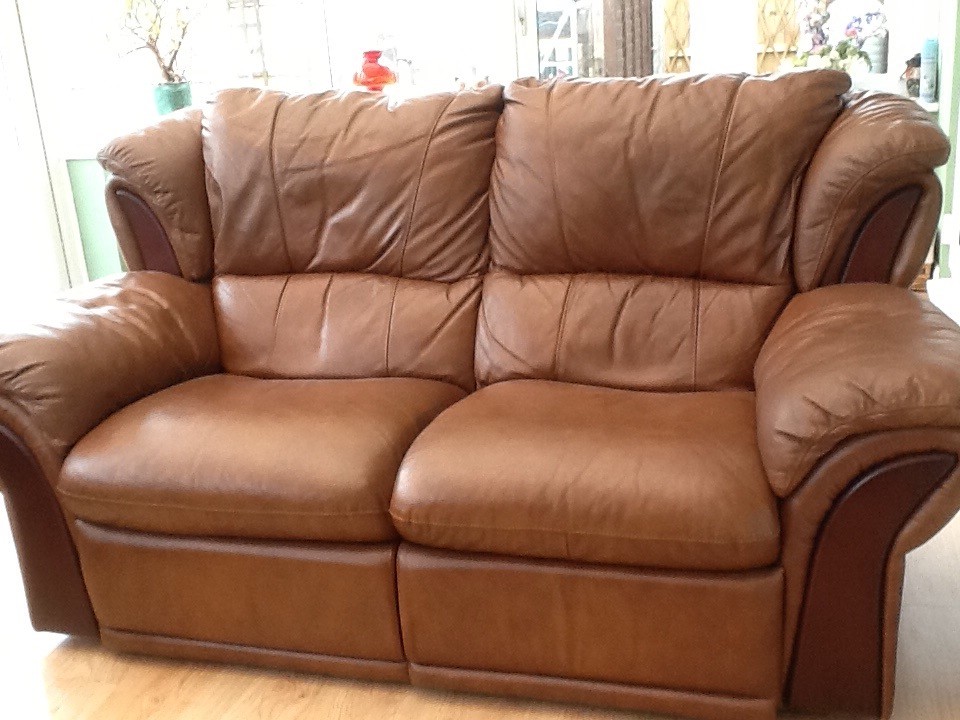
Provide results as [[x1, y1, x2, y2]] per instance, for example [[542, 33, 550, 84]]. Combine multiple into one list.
[[59, 374, 465, 542], [391, 380, 780, 570]]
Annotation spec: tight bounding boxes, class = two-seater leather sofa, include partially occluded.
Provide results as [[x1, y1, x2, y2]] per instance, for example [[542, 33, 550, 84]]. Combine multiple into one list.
[[1, 70, 958, 720]]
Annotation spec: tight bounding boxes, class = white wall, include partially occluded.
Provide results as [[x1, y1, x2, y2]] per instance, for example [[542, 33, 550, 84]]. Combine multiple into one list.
[[0, 0, 71, 323]]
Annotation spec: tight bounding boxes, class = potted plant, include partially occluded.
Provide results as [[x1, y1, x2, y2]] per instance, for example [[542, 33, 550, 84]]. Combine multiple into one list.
[[121, 0, 195, 114]]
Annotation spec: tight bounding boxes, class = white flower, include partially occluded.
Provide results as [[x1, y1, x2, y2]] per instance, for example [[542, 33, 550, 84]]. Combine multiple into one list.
[[806, 54, 828, 69], [798, 35, 814, 53], [829, 49, 841, 60]]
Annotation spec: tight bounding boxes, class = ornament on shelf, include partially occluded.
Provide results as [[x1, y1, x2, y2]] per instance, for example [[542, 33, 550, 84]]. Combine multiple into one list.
[[902, 53, 921, 98], [353, 50, 397, 92]]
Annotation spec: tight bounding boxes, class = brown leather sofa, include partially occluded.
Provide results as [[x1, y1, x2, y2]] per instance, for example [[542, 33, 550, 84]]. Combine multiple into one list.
[[1, 70, 957, 720]]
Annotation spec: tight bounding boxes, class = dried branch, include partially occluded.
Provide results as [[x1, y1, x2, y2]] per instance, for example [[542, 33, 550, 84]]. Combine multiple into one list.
[[120, 0, 193, 84]]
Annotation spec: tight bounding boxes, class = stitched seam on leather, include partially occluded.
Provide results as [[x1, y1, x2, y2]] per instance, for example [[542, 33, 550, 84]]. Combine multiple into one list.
[[207, 269, 785, 288], [390, 513, 776, 545], [552, 275, 575, 380], [397, 95, 458, 277], [808, 145, 947, 285], [56, 489, 386, 516], [406, 664, 775, 702], [270, 275, 292, 365], [267, 97, 295, 273], [546, 83, 574, 269], [691, 280, 701, 391], [694, 77, 745, 390], [781, 403, 960, 493], [384, 275, 402, 375]]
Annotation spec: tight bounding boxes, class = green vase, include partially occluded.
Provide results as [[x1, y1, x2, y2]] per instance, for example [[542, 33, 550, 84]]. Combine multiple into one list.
[[153, 82, 192, 115]]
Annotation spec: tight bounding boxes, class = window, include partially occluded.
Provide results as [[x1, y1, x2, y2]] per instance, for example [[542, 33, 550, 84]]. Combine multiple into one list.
[[226, 0, 271, 84], [536, 2, 605, 79]]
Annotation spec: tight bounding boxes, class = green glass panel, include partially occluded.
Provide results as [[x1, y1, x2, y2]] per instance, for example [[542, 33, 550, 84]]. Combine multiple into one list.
[[66, 159, 122, 280]]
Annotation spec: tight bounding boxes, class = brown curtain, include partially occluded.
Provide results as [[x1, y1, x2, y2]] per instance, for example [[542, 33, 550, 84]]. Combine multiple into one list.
[[603, 0, 654, 77]]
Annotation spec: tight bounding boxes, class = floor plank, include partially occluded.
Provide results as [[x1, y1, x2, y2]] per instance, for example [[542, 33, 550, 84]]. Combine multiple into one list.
[[1, 502, 958, 719]]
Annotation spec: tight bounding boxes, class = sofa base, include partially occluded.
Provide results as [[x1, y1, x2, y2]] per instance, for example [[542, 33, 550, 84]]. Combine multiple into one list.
[[396, 544, 782, 701], [409, 664, 777, 720], [101, 628, 410, 683], [71, 521, 407, 663]]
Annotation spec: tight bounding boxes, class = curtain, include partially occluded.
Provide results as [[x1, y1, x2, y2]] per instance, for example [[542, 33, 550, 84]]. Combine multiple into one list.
[[603, 0, 654, 77]]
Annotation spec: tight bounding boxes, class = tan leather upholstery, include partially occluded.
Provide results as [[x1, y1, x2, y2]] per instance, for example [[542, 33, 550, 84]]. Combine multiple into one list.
[[203, 86, 502, 278], [102, 628, 409, 683], [60, 374, 463, 541], [393, 380, 779, 570], [398, 545, 782, 699], [755, 283, 960, 497], [482, 71, 848, 392], [2, 75, 956, 720], [795, 92, 951, 290], [0, 273, 218, 466], [200, 86, 501, 391], [75, 521, 406, 661], [99, 110, 214, 281], [408, 665, 777, 720], [214, 274, 480, 391], [477, 271, 789, 390]]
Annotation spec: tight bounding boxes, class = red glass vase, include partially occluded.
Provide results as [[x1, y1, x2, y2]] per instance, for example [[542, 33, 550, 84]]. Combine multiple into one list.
[[353, 50, 397, 92]]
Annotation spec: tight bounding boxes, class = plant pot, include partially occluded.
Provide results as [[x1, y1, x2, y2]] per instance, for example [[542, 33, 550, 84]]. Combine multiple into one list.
[[154, 82, 192, 115]]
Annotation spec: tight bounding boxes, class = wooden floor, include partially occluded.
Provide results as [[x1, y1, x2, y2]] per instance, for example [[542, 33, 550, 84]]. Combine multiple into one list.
[[1, 504, 958, 719]]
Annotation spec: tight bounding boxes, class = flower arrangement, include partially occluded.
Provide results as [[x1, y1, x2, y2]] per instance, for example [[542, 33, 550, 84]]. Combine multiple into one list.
[[795, 0, 876, 74]]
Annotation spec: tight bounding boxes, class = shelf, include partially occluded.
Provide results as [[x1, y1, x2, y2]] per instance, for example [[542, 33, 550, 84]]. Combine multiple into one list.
[[851, 72, 939, 113]]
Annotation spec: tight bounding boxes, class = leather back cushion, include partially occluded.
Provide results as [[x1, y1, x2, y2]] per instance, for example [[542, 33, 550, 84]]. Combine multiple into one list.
[[480, 71, 849, 391], [204, 86, 502, 278], [204, 86, 502, 388], [476, 271, 790, 391], [215, 274, 480, 390]]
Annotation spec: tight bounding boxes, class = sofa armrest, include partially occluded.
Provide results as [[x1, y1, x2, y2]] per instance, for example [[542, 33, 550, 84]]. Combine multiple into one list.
[[754, 282, 960, 498], [794, 92, 949, 290], [0, 272, 219, 466], [0, 272, 218, 634], [98, 109, 213, 281]]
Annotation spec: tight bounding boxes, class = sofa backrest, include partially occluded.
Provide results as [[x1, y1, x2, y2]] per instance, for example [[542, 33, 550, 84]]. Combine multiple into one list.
[[476, 70, 851, 391], [202, 86, 503, 390]]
